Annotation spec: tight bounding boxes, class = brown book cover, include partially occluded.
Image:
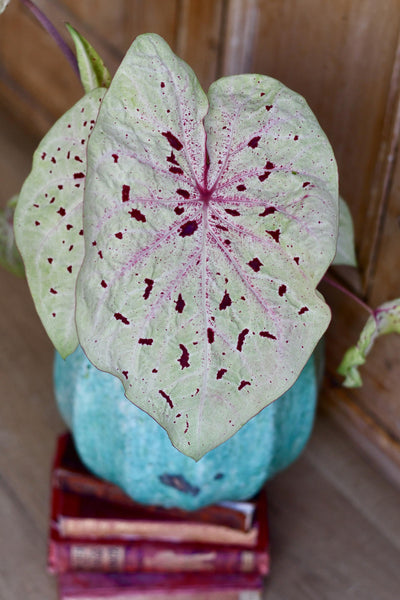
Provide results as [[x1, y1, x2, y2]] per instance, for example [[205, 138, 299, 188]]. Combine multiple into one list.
[[52, 433, 256, 533], [58, 571, 264, 599]]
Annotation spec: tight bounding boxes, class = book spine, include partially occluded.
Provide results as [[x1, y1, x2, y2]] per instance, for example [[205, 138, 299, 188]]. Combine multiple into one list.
[[49, 540, 269, 576]]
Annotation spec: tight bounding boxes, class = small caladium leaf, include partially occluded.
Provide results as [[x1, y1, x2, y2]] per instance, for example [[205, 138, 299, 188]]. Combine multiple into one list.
[[0, 195, 25, 277], [338, 298, 400, 387], [0, 0, 11, 15], [14, 87, 105, 358], [332, 196, 357, 267], [76, 33, 338, 459], [66, 23, 111, 93]]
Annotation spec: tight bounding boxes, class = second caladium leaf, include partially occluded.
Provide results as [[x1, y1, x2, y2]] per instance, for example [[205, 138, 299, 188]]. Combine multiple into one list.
[[14, 87, 105, 358], [76, 34, 338, 459]]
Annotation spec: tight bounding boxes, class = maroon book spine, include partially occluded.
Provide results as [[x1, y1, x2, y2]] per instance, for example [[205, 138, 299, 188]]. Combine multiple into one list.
[[49, 533, 270, 575]]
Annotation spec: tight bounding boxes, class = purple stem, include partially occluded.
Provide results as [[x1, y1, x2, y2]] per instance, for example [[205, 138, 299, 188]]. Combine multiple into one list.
[[19, 0, 79, 77], [322, 274, 374, 316]]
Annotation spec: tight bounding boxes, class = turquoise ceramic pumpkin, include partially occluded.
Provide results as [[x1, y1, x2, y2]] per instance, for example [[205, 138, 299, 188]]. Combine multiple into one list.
[[54, 345, 319, 510]]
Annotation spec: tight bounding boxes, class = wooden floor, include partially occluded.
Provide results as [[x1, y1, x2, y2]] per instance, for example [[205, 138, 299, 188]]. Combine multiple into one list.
[[1, 107, 400, 600]]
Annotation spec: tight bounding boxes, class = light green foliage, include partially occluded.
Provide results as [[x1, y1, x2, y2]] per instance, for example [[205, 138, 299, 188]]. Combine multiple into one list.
[[338, 299, 400, 387], [14, 88, 105, 358], [0, 195, 24, 277], [66, 24, 111, 93], [76, 34, 338, 459], [332, 196, 357, 267]]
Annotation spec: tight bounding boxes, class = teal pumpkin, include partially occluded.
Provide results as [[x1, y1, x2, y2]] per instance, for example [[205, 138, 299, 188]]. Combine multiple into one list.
[[54, 346, 319, 510]]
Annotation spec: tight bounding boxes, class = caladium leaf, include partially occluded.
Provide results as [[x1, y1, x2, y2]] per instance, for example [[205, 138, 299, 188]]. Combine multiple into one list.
[[332, 196, 357, 266], [66, 23, 111, 93], [0, 0, 11, 15], [14, 87, 105, 358], [76, 33, 338, 459], [338, 298, 400, 387], [0, 195, 25, 277]]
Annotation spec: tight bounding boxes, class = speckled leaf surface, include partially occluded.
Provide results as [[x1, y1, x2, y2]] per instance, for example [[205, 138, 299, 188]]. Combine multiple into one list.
[[76, 34, 338, 459], [14, 88, 105, 357]]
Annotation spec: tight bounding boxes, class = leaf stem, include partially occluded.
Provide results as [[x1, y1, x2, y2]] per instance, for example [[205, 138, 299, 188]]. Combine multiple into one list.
[[322, 274, 374, 316], [19, 0, 79, 77]]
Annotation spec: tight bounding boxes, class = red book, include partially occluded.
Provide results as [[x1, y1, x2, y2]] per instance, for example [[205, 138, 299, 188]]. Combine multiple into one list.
[[58, 571, 264, 599], [52, 433, 256, 533], [48, 489, 269, 575], [52, 488, 259, 547]]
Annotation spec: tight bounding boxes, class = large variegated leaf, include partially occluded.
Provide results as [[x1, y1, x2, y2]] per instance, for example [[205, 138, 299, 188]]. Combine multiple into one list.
[[14, 88, 105, 358], [76, 34, 338, 459]]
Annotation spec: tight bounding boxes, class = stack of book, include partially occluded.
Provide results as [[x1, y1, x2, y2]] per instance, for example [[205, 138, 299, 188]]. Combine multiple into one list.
[[48, 433, 270, 599]]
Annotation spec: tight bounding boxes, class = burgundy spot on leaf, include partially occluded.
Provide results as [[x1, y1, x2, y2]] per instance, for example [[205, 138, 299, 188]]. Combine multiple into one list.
[[143, 278, 154, 300], [238, 380, 251, 390], [129, 208, 146, 222], [112, 154, 119, 163], [92, 241, 97, 246], [122, 371, 129, 379], [237, 328, 249, 352], [67, 266, 72, 273], [178, 344, 190, 369], [159, 389, 173, 409], [67, 151, 70, 159], [279, 284, 287, 296], [265, 105, 273, 111], [73, 172, 85, 179], [216, 368, 227, 380], [219, 291, 232, 311], [224, 239, 231, 245], [265, 161, 275, 170], [115, 232, 123, 239], [57, 207, 66, 217], [52, 313, 56, 317], [51, 157, 56, 164], [41, 152, 46, 160], [66, 224, 73, 230], [259, 206, 276, 217], [225, 209, 240, 217], [50, 288, 58, 295], [58, 185, 63, 190], [152, 369, 158, 373], [50, 197, 55, 204], [68, 245, 74, 252], [294, 135, 299, 141], [33, 203, 39, 208], [175, 293, 185, 313], [216, 224, 228, 231], [169, 166, 184, 175], [122, 184, 130, 202], [260, 331, 277, 340], [176, 188, 190, 199], [114, 312, 130, 325], [207, 328, 215, 344], [47, 257, 53, 264], [162, 131, 183, 151], [35, 221, 40, 226], [258, 172, 270, 182], [166, 152, 179, 166], [294, 256, 300, 265], [247, 257, 263, 272], [74, 155, 83, 163], [138, 338, 153, 345], [174, 206, 185, 215], [266, 229, 281, 243], [98, 250, 103, 259], [303, 181, 310, 188], [101, 280, 107, 288], [236, 184, 246, 191], [299, 306, 309, 315], [248, 136, 261, 149], [179, 220, 198, 237], [79, 229, 84, 236]]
